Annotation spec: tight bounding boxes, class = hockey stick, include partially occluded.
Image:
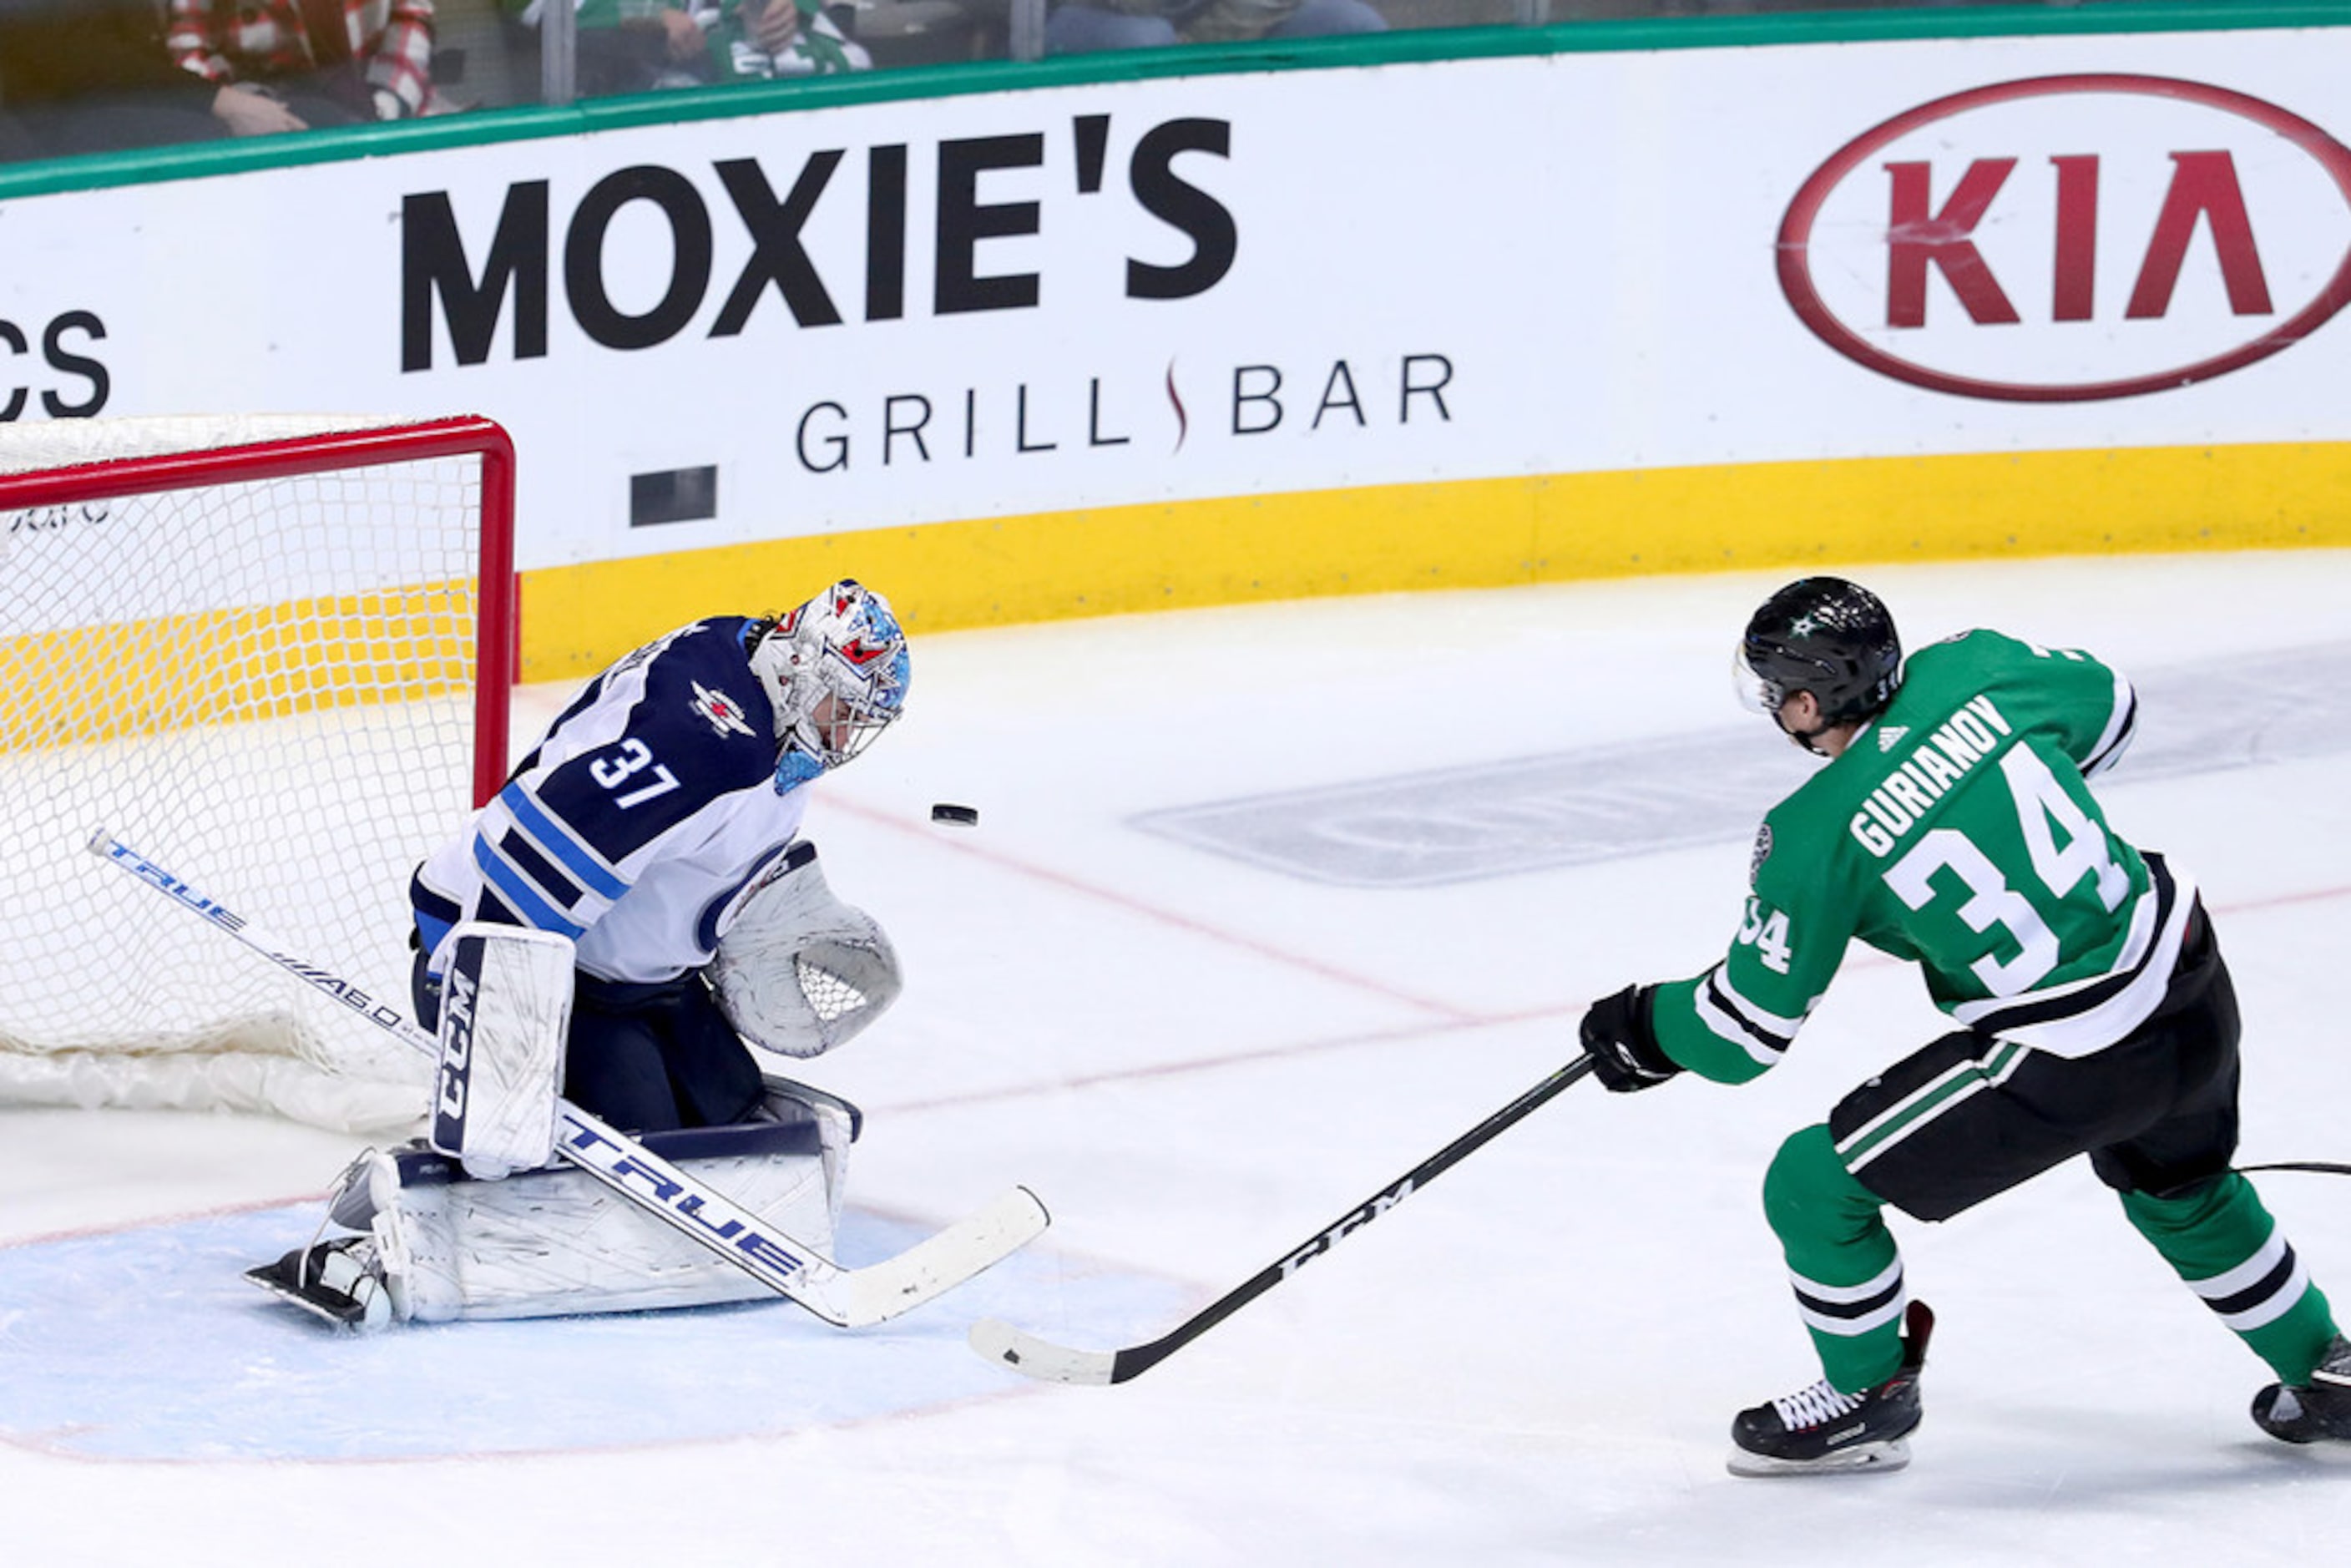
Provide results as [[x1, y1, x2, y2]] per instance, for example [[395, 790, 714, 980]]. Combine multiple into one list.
[[969, 1053, 1599, 1384], [90, 830, 1048, 1328]]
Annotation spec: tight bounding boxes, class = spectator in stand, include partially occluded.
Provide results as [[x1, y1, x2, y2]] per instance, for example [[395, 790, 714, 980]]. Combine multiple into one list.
[[0, 0, 226, 159], [1044, 0, 1385, 54], [507, 0, 867, 97], [164, 0, 449, 134]]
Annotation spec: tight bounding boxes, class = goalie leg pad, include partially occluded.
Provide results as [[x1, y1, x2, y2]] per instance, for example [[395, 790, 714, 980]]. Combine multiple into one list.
[[432, 922, 575, 1181], [336, 1090, 848, 1323], [757, 1074, 859, 1234], [709, 842, 902, 1060]]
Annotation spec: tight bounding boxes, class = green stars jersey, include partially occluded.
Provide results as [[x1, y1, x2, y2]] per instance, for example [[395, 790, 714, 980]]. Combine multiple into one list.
[[1651, 630, 2201, 1085]]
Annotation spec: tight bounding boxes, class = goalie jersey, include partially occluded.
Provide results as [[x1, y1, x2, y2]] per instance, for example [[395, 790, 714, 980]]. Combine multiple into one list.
[[1649, 630, 2192, 1083], [410, 618, 809, 986]]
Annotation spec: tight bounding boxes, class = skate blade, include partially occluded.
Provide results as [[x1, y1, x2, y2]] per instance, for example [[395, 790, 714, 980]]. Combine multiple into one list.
[[243, 1262, 371, 1329], [1727, 1437, 1911, 1478]]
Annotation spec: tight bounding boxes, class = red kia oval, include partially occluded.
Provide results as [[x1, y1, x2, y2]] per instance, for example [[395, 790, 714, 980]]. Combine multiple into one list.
[[1778, 74, 2351, 401]]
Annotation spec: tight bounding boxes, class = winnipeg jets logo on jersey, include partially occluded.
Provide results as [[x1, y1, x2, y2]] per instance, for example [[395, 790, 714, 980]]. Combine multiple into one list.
[[690, 680, 755, 738]]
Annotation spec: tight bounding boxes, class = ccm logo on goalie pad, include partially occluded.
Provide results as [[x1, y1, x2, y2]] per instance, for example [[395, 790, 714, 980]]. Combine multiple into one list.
[[1277, 1177, 1417, 1279], [432, 965, 479, 1136], [430, 924, 572, 1181]]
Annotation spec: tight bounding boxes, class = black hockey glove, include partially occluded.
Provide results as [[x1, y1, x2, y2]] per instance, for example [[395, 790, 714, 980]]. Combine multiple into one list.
[[1580, 984, 1682, 1094]]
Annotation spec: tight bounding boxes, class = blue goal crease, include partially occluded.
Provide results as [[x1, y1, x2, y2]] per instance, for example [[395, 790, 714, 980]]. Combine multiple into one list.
[[0, 1206, 1182, 1464]]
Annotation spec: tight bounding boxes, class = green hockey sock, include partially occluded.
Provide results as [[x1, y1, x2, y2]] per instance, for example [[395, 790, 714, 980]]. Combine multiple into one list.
[[1762, 1123, 1906, 1392], [2120, 1174, 2341, 1384]]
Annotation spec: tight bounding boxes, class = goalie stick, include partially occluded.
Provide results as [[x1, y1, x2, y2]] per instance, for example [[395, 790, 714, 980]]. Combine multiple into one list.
[[91, 830, 1048, 1329], [969, 1053, 1598, 1384]]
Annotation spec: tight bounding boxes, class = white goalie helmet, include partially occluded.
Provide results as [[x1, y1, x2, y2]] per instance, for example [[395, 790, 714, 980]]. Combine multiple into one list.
[[750, 579, 912, 792]]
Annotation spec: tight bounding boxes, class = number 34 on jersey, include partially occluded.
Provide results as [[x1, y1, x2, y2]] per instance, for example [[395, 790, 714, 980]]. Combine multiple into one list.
[[1737, 898, 1796, 975]]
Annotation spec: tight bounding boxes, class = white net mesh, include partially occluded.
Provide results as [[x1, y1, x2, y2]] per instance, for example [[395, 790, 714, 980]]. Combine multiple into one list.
[[0, 414, 412, 477], [793, 953, 872, 1024], [0, 417, 508, 1131]]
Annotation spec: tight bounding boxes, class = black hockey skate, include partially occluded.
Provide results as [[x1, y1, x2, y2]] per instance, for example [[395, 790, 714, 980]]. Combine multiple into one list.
[[245, 1237, 394, 1330], [2251, 1334, 2351, 1444], [1728, 1301, 1934, 1477]]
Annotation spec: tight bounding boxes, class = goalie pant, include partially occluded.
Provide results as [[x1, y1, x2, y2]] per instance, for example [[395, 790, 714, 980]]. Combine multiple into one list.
[[414, 842, 901, 1146], [326, 1079, 853, 1323]]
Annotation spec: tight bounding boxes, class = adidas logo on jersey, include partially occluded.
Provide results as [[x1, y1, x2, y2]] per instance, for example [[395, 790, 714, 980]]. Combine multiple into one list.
[[1877, 726, 1909, 751]]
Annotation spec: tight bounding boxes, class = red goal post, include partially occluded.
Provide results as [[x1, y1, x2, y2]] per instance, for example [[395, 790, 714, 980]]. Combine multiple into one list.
[[0, 415, 516, 1130]]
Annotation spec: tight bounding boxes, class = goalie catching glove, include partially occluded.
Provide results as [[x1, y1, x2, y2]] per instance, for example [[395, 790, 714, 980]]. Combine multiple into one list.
[[1580, 984, 1682, 1094], [708, 841, 902, 1059]]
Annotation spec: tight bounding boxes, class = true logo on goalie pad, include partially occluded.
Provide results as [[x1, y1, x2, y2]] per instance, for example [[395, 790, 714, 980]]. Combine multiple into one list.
[[1277, 1177, 1417, 1279], [557, 1114, 812, 1278]]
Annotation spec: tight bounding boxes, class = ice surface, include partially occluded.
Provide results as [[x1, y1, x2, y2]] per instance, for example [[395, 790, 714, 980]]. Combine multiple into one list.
[[2, 555, 2346, 1564]]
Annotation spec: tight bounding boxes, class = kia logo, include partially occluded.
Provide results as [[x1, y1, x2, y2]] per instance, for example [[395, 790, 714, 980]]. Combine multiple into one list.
[[1778, 75, 2351, 401]]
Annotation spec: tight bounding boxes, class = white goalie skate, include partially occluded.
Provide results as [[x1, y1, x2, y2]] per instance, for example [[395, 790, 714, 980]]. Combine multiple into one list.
[[246, 1236, 397, 1331]]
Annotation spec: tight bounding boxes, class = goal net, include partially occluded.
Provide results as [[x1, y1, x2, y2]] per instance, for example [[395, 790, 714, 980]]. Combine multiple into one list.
[[0, 415, 514, 1131]]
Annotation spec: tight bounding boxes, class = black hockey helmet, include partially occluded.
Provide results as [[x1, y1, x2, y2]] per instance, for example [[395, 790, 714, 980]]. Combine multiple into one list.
[[1735, 577, 1902, 726]]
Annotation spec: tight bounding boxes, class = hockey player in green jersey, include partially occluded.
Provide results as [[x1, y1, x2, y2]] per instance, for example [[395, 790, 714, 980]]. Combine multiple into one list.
[[1577, 576, 2351, 1474]]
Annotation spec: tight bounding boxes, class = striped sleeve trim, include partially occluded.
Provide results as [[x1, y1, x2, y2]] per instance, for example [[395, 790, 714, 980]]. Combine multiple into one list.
[[1691, 964, 1804, 1068], [2081, 671, 2139, 779], [472, 834, 588, 941], [501, 782, 629, 900]]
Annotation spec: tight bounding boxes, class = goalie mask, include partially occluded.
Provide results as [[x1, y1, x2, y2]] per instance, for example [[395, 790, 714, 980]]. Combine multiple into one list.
[[750, 580, 912, 792]]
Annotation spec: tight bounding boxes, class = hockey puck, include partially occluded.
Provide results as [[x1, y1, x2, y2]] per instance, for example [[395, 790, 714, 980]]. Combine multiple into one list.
[[930, 802, 980, 827]]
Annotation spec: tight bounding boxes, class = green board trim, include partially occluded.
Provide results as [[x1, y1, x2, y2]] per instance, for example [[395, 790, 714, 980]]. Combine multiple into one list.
[[2, 4, 2343, 199]]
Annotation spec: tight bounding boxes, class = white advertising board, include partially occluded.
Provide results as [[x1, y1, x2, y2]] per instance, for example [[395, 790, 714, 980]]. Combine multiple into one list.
[[1, 25, 2345, 578]]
